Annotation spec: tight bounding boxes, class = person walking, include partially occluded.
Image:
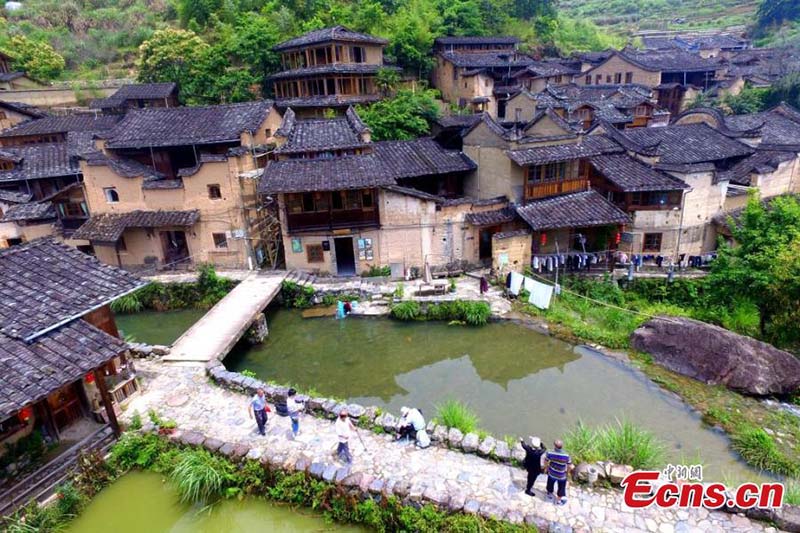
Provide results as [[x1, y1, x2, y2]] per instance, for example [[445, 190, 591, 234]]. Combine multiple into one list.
[[286, 388, 303, 438], [544, 439, 572, 505], [248, 388, 271, 436], [335, 409, 356, 463], [521, 436, 547, 496]]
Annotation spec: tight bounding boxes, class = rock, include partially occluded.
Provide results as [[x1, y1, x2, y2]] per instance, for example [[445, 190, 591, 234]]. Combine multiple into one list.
[[307, 397, 327, 411], [245, 448, 262, 461], [479, 503, 505, 521], [507, 511, 524, 524], [447, 427, 464, 448], [477, 436, 496, 456], [432, 425, 448, 443], [448, 491, 466, 512], [461, 433, 480, 453], [393, 479, 411, 497], [573, 462, 602, 483], [309, 462, 326, 479], [463, 499, 481, 514], [346, 404, 366, 418], [368, 478, 385, 494], [341, 472, 363, 488], [381, 413, 397, 432], [363, 406, 380, 421], [774, 505, 800, 533], [494, 440, 510, 461], [631, 316, 800, 395], [322, 464, 338, 482], [295, 457, 312, 472], [426, 420, 436, 433], [511, 442, 526, 463], [180, 431, 205, 447], [335, 466, 351, 483], [423, 486, 450, 507], [151, 344, 170, 355], [607, 463, 633, 485]]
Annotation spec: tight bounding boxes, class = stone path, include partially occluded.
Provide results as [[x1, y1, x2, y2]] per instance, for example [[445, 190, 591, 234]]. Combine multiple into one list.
[[123, 362, 777, 533], [162, 271, 286, 363]]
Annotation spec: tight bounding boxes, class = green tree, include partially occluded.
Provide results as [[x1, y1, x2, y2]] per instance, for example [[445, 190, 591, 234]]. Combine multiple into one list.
[[375, 67, 401, 96], [757, 0, 800, 29], [722, 86, 769, 114], [177, 0, 224, 28], [439, 0, 485, 36], [763, 72, 800, 109], [514, 0, 556, 19], [356, 88, 440, 140], [385, 0, 441, 77], [137, 28, 210, 93], [4, 35, 65, 81], [708, 193, 800, 346]]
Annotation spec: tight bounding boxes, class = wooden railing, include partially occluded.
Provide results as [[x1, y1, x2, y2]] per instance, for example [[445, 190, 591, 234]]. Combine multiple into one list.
[[525, 179, 587, 200], [287, 208, 380, 232], [109, 376, 139, 405]]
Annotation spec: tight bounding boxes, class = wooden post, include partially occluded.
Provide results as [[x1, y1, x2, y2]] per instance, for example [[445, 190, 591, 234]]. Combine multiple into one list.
[[94, 368, 120, 436]]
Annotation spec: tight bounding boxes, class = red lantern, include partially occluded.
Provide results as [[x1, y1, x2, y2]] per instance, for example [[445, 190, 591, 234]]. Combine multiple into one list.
[[540, 233, 547, 246], [18, 406, 33, 423], [84, 372, 95, 384], [615, 232, 621, 245]]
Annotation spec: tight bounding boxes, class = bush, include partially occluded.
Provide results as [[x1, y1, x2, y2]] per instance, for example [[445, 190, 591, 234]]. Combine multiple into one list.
[[731, 426, 800, 477], [280, 280, 316, 309], [390, 301, 421, 320], [108, 432, 169, 471], [563, 420, 666, 470], [392, 300, 491, 325], [170, 448, 234, 504], [435, 399, 480, 434], [361, 264, 391, 277], [564, 421, 601, 464]]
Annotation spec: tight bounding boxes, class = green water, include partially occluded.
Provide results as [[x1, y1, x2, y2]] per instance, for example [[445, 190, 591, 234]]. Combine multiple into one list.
[[66, 471, 362, 533], [116, 309, 206, 345]]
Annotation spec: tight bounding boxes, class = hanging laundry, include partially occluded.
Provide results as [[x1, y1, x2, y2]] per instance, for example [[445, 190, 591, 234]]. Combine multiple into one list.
[[532, 256, 539, 269], [528, 279, 555, 310], [546, 257, 554, 272], [523, 276, 536, 293], [509, 271, 524, 296]]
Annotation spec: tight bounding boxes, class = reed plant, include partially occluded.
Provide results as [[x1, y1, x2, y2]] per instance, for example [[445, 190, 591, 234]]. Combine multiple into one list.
[[435, 399, 480, 434], [170, 449, 234, 504]]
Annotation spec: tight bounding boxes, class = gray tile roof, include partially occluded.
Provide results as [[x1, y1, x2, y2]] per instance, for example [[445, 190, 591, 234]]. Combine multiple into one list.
[[275, 94, 381, 109], [260, 137, 476, 193], [435, 36, 519, 45], [269, 63, 393, 80], [90, 82, 178, 109], [723, 104, 800, 150], [0, 100, 47, 119], [275, 107, 369, 154], [589, 154, 689, 192], [0, 71, 25, 83], [619, 123, 753, 164], [72, 210, 200, 243], [85, 153, 164, 181], [506, 136, 623, 166], [0, 189, 32, 204], [617, 48, 721, 73], [464, 206, 518, 226], [382, 185, 443, 203], [516, 190, 630, 231], [728, 149, 797, 185], [0, 238, 145, 341], [0, 201, 55, 222], [0, 114, 120, 139], [0, 143, 80, 183], [274, 26, 387, 51], [439, 51, 535, 69], [436, 114, 483, 129], [103, 100, 274, 149], [0, 319, 128, 419]]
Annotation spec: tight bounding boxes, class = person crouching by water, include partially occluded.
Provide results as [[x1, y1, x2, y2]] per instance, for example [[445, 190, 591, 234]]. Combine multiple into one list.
[[396, 406, 429, 447], [286, 388, 304, 438], [335, 409, 356, 464], [248, 388, 271, 436], [544, 439, 573, 505], [520, 436, 546, 496]]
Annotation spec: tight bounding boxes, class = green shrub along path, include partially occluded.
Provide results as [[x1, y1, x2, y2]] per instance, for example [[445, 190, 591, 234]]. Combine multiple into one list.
[[114, 359, 770, 532]]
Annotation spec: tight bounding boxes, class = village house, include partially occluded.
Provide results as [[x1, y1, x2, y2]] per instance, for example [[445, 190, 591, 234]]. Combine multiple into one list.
[[269, 26, 396, 117], [0, 238, 145, 497], [73, 100, 283, 270], [510, 60, 582, 95], [258, 107, 514, 275], [0, 51, 43, 91], [0, 113, 120, 146], [0, 100, 47, 131], [432, 36, 535, 118], [89, 82, 179, 115], [504, 83, 670, 128], [639, 32, 750, 58], [574, 48, 725, 116]]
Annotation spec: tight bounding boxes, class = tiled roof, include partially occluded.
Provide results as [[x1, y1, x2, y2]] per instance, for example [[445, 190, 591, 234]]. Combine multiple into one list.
[[268, 63, 392, 80], [589, 154, 689, 192], [723, 104, 800, 149], [0, 114, 120, 139], [617, 49, 721, 73], [382, 185, 443, 203], [0, 143, 79, 183], [464, 206, 517, 226], [506, 136, 623, 166], [493, 229, 530, 240], [90, 82, 177, 109], [72, 210, 200, 243], [0, 100, 47, 119], [439, 51, 535, 69], [103, 101, 273, 149], [436, 114, 483, 129], [536, 84, 654, 110], [516, 190, 630, 231], [0, 71, 25, 82], [0, 319, 128, 419], [435, 36, 519, 45], [275, 94, 381, 109], [274, 26, 387, 51], [619, 123, 754, 165], [0, 238, 145, 341], [0, 190, 32, 204], [725, 48, 800, 84], [0, 201, 55, 222], [275, 107, 368, 154], [517, 61, 580, 78], [728, 149, 797, 185], [260, 137, 475, 193], [85, 153, 164, 181]]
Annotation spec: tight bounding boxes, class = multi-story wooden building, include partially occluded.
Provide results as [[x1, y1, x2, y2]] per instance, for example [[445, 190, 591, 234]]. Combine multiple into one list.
[[269, 26, 396, 117], [73, 100, 283, 270]]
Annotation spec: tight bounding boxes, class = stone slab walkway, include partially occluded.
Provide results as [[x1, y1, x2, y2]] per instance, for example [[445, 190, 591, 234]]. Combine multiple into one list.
[[162, 271, 286, 363], [123, 362, 777, 533]]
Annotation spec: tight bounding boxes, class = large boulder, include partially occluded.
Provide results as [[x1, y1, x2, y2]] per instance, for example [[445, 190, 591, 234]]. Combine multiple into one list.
[[631, 316, 800, 396]]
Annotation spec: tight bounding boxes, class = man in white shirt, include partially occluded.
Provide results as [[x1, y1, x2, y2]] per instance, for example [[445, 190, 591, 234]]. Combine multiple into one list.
[[335, 409, 355, 463], [396, 406, 427, 446], [286, 388, 303, 438]]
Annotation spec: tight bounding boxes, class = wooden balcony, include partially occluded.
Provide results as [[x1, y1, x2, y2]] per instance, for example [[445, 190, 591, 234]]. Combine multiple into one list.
[[287, 208, 380, 232], [525, 179, 588, 200]]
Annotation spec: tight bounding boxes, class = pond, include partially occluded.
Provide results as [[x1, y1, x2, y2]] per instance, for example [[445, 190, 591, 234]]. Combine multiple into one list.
[[120, 307, 758, 481], [117, 309, 206, 346], [66, 471, 362, 533]]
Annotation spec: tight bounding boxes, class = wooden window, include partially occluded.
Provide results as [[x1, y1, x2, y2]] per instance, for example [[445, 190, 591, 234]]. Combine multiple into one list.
[[0, 111, 6, 120], [315, 192, 330, 212], [103, 187, 119, 203], [625, 72, 633, 83], [212, 232, 228, 249], [595, 74, 602, 84], [306, 244, 324, 263], [0, 159, 14, 170], [606, 74, 612, 83], [302, 192, 315, 212], [585, 75, 591, 85], [643, 233, 662, 252], [332, 191, 344, 210], [116, 236, 127, 252], [352, 46, 366, 63], [208, 184, 222, 199], [362, 190, 374, 209], [287, 194, 303, 214], [634, 104, 651, 117], [614, 72, 622, 84], [345, 189, 361, 209], [59, 202, 85, 217], [326, 78, 336, 94]]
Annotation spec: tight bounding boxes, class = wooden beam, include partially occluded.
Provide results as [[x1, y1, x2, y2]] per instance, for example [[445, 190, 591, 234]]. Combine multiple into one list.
[[93, 368, 120, 437]]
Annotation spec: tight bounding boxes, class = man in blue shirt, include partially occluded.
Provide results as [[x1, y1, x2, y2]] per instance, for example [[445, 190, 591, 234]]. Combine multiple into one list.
[[248, 388, 270, 436], [544, 439, 572, 505]]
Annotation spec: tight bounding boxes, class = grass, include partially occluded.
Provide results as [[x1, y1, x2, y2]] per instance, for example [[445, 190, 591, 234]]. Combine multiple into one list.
[[435, 399, 480, 434], [565, 420, 665, 470], [731, 426, 800, 477], [170, 449, 234, 504], [391, 300, 491, 326]]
